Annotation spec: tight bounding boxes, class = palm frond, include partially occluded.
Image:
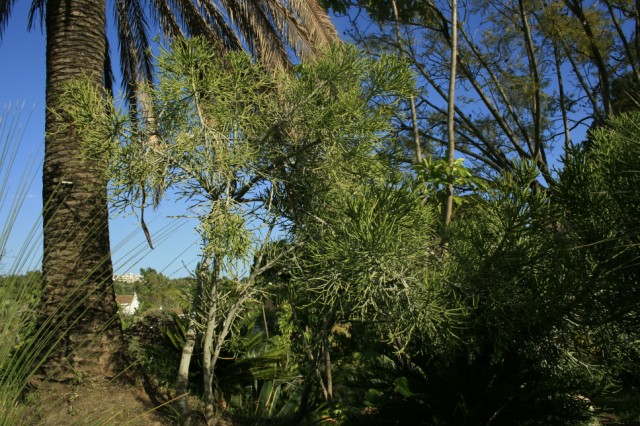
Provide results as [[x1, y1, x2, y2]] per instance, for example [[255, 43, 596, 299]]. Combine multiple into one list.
[[0, 0, 17, 41], [121, 0, 339, 107], [115, 0, 154, 109], [147, 0, 240, 54], [198, 0, 243, 51], [218, 0, 292, 70], [147, 0, 184, 40], [103, 37, 115, 96], [294, 0, 340, 44], [264, 0, 339, 60], [171, 0, 222, 42], [26, 0, 44, 32]]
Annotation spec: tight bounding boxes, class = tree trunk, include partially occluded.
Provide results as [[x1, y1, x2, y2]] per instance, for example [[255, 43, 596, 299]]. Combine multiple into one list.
[[176, 260, 208, 425], [38, 0, 124, 381], [443, 0, 457, 226], [390, 0, 421, 162], [176, 326, 196, 426], [202, 293, 218, 424], [323, 332, 332, 400]]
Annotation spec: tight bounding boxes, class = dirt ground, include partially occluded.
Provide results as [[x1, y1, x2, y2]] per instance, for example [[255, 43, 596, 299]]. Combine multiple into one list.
[[19, 379, 173, 425]]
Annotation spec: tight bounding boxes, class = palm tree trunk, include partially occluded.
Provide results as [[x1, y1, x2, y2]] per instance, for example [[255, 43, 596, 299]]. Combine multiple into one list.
[[39, 0, 124, 381]]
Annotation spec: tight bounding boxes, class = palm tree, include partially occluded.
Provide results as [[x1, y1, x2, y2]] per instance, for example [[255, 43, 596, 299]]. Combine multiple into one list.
[[0, 0, 338, 381]]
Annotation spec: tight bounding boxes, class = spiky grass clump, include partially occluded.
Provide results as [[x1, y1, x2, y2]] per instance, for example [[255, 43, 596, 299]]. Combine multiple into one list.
[[0, 106, 44, 424]]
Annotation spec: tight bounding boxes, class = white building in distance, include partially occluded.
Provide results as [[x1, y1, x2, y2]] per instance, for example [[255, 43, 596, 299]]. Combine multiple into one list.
[[114, 273, 142, 283], [116, 292, 140, 315]]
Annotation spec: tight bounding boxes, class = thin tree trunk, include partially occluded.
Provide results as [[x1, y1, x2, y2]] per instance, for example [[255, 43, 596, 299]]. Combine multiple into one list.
[[390, 0, 421, 162], [204, 285, 257, 423], [176, 259, 208, 425], [553, 42, 571, 155], [409, 97, 422, 162], [323, 332, 333, 400], [557, 36, 602, 122], [456, 27, 530, 160], [320, 306, 338, 401], [262, 303, 270, 339], [202, 262, 220, 424], [443, 0, 457, 226], [408, 55, 513, 172], [604, 1, 640, 85], [563, 0, 613, 116], [518, 0, 542, 161], [176, 328, 196, 426], [39, 0, 124, 381]]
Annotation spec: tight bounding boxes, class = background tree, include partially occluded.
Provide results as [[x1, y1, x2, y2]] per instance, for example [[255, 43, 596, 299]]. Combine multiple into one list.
[[135, 268, 185, 313], [326, 0, 640, 187]]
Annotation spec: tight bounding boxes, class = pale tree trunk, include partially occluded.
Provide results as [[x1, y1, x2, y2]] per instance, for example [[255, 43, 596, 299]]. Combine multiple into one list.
[[410, 97, 422, 162], [553, 42, 571, 155], [443, 0, 457, 226], [202, 262, 220, 424], [176, 259, 209, 425], [203, 278, 258, 424], [323, 328, 333, 400], [176, 328, 196, 426], [39, 0, 124, 381], [198, 222, 281, 424], [390, 0, 422, 162]]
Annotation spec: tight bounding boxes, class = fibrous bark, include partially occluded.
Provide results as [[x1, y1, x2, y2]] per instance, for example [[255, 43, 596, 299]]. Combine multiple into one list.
[[39, 0, 124, 381]]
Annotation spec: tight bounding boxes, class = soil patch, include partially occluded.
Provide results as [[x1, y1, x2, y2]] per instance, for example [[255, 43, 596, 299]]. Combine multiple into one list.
[[21, 379, 173, 425]]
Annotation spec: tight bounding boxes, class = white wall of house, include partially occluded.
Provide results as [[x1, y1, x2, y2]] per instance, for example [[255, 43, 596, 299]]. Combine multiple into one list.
[[121, 292, 140, 315]]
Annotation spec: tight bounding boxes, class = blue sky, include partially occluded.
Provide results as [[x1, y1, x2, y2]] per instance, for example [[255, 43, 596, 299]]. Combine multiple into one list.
[[0, 2, 201, 278]]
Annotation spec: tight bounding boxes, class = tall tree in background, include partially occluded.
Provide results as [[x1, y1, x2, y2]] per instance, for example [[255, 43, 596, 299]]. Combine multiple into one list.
[[328, 0, 640, 187], [443, 0, 457, 225], [0, 0, 338, 381]]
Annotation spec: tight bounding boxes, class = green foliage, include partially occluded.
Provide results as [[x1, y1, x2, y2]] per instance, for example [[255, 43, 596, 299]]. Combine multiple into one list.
[[126, 313, 187, 390], [52, 25, 640, 425], [57, 38, 417, 423], [219, 319, 300, 420], [335, 163, 597, 425], [293, 181, 438, 319], [414, 157, 488, 208], [0, 271, 41, 350], [60, 38, 414, 266], [272, 44, 416, 224], [135, 268, 187, 314], [126, 307, 301, 420], [428, 163, 595, 424], [556, 112, 640, 387]]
